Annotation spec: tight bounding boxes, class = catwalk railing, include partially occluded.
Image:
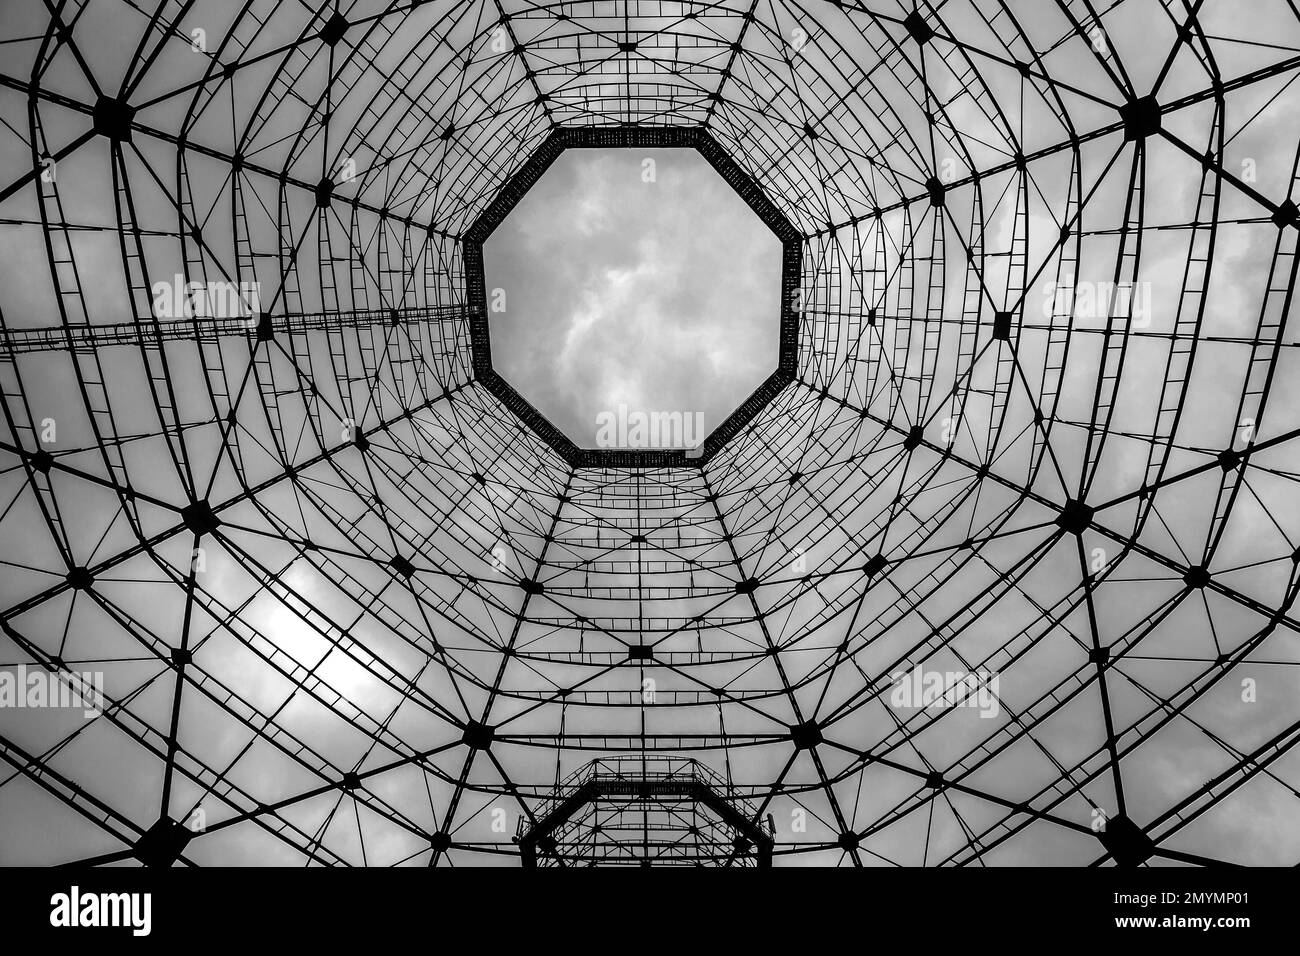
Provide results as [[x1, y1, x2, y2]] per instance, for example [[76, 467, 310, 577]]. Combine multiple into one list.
[[0, 304, 472, 356]]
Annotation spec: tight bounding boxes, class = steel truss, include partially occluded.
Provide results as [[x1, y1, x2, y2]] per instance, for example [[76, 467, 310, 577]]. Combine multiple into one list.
[[0, 0, 1298, 868]]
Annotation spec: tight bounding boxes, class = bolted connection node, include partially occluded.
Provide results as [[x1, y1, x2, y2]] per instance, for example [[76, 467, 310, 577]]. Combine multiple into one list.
[[66, 567, 94, 591], [925, 176, 945, 207], [903, 425, 924, 451], [1183, 564, 1210, 589], [1097, 814, 1156, 867], [864, 553, 887, 577], [93, 96, 136, 141], [461, 720, 494, 750], [628, 644, 653, 661], [903, 11, 935, 44], [255, 312, 275, 341], [992, 311, 1013, 341], [1119, 95, 1161, 141], [1271, 198, 1299, 229], [319, 12, 350, 46], [315, 177, 335, 208], [133, 817, 193, 868], [29, 449, 54, 474], [181, 499, 221, 537], [1055, 499, 1093, 535], [735, 576, 760, 594], [789, 720, 823, 750], [389, 555, 416, 579]]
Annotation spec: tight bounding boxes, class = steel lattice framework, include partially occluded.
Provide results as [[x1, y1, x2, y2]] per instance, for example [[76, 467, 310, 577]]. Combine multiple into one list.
[[0, 0, 1299, 867]]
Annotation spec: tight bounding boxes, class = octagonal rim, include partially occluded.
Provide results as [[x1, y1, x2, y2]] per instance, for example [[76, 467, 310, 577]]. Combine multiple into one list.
[[462, 125, 801, 468]]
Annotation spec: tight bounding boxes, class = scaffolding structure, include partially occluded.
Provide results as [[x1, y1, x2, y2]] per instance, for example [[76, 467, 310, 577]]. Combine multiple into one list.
[[0, 0, 1298, 867]]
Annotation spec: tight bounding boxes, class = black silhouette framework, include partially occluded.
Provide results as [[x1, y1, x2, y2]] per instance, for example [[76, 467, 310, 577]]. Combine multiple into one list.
[[0, 0, 1297, 867], [462, 124, 801, 468]]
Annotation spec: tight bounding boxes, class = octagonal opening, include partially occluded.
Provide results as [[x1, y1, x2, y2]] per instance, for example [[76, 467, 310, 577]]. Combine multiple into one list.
[[464, 128, 801, 467], [484, 147, 781, 453]]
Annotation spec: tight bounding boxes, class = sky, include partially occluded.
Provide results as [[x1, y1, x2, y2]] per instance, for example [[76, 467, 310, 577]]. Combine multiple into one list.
[[483, 148, 781, 447], [1, 0, 1299, 870]]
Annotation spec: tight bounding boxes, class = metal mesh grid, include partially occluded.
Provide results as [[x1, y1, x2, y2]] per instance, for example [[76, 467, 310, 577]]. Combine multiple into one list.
[[0, 0, 1298, 866]]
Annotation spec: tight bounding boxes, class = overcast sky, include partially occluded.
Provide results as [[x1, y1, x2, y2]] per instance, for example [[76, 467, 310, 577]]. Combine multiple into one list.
[[4, 0, 1300, 870], [483, 148, 781, 446]]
